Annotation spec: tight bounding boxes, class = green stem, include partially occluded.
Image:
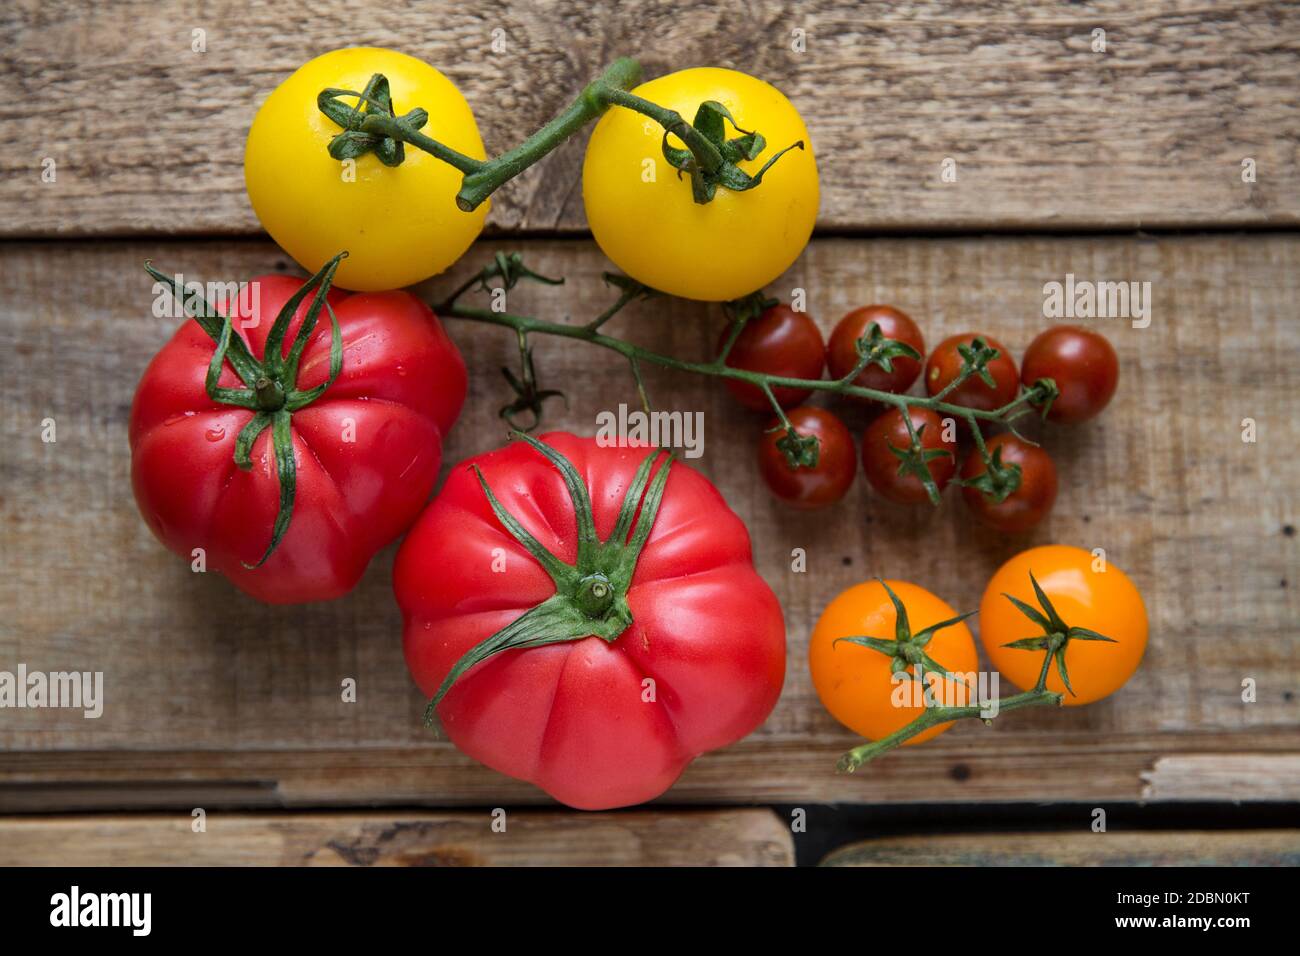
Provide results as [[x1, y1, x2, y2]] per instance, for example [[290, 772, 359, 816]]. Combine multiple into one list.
[[1033, 646, 1055, 692], [969, 415, 991, 462], [321, 58, 749, 213], [254, 375, 286, 411], [442, 300, 1024, 432], [837, 349, 876, 387], [761, 382, 793, 432], [628, 355, 652, 414], [437, 256, 1026, 427], [713, 306, 754, 366], [997, 387, 1047, 421], [837, 688, 1063, 772], [357, 112, 484, 176], [585, 281, 647, 332], [454, 58, 644, 211], [600, 86, 725, 173]]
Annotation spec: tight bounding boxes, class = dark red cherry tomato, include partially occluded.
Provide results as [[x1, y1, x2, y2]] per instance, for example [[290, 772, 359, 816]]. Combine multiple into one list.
[[825, 305, 925, 399], [721, 304, 825, 411], [924, 333, 1019, 412], [860, 407, 958, 505], [1021, 325, 1119, 424], [960, 433, 1058, 533], [758, 406, 856, 509]]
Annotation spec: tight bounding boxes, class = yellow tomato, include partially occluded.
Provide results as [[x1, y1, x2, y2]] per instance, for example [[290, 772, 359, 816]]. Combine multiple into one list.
[[810, 580, 979, 745], [980, 545, 1148, 705], [245, 48, 488, 291], [582, 68, 819, 302]]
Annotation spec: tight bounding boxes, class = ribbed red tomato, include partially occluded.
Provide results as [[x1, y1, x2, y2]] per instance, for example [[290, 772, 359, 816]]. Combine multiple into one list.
[[395, 432, 786, 810], [130, 265, 465, 603]]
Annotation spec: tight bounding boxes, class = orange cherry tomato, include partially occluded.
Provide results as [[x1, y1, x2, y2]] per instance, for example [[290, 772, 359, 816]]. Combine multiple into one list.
[[980, 545, 1148, 706], [810, 580, 979, 744]]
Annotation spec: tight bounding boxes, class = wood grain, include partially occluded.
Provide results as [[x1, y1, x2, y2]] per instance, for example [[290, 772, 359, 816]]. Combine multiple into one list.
[[0, 809, 794, 866], [1, 0, 1296, 237], [0, 235, 1297, 809], [1140, 754, 1300, 801], [821, 830, 1300, 866], [5, 742, 1300, 812]]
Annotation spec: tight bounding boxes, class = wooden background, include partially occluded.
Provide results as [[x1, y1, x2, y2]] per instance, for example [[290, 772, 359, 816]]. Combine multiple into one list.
[[1, 0, 1297, 866]]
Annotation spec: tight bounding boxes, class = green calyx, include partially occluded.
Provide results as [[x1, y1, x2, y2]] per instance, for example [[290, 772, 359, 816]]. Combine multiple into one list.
[[853, 322, 923, 376], [319, 73, 429, 168], [1026, 376, 1061, 420], [776, 424, 820, 470], [889, 420, 953, 506], [423, 434, 674, 727], [958, 337, 1001, 388], [142, 252, 348, 568], [834, 579, 975, 689], [655, 99, 805, 204], [1000, 571, 1118, 696], [960, 445, 1023, 504]]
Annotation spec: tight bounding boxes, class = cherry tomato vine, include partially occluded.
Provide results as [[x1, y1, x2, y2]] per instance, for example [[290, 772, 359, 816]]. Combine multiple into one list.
[[431, 252, 1061, 508]]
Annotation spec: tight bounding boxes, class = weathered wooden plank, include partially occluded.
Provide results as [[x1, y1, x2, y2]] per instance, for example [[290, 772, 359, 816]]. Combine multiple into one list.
[[3, 741, 1300, 812], [822, 829, 1300, 866], [0, 809, 794, 866], [1141, 754, 1300, 801], [2, 1, 1296, 236], [0, 235, 1297, 808]]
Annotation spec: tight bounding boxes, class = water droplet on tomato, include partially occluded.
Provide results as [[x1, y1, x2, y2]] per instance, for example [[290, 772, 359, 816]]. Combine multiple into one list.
[[163, 410, 197, 426], [205, 425, 226, 442]]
